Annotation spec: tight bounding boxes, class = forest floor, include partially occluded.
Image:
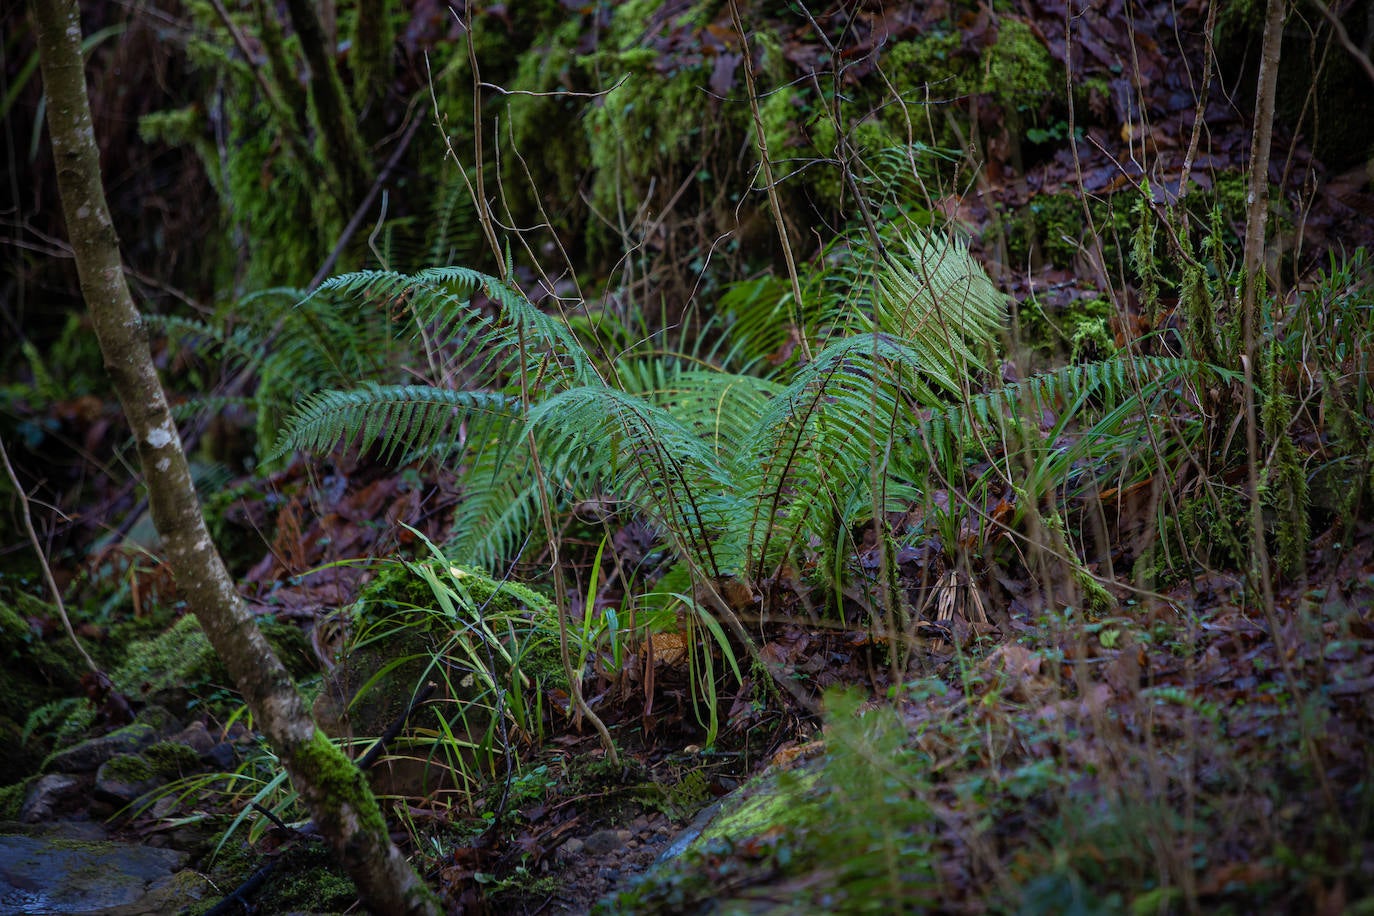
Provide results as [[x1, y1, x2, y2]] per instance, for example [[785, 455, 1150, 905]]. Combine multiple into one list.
[[5, 1, 1374, 913]]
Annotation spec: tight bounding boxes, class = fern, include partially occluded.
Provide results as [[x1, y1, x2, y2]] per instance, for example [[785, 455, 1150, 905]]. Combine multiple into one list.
[[530, 385, 738, 575], [277, 385, 520, 464], [149, 284, 404, 463], [313, 267, 597, 391], [278, 233, 1230, 626]]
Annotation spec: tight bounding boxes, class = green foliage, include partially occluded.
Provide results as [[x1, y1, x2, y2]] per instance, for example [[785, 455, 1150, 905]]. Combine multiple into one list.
[[1261, 340, 1309, 579], [278, 215, 1235, 636], [149, 284, 408, 467], [281, 228, 1008, 594], [1267, 247, 1374, 560], [312, 541, 564, 807], [813, 688, 937, 910], [0, 778, 31, 821], [0, 593, 86, 778], [881, 18, 1057, 151], [108, 611, 313, 717], [982, 19, 1058, 113], [144, 740, 204, 778]]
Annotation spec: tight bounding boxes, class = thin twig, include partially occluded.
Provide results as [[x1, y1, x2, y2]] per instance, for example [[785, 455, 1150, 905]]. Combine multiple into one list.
[[477, 74, 629, 98], [0, 435, 98, 673], [728, 0, 812, 362], [1305, 0, 1374, 84]]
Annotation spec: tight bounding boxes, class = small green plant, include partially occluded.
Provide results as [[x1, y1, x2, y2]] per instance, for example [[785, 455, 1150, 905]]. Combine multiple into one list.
[[319, 533, 565, 806]]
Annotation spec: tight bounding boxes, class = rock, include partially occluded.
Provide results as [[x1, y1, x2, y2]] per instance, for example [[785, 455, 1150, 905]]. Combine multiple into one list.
[[103, 868, 214, 915], [584, 828, 626, 855], [167, 721, 216, 757], [42, 723, 157, 775], [94, 754, 164, 806], [203, 742, 238, 771], [0, 829, 188, 914], [18, 774, 83, 824]]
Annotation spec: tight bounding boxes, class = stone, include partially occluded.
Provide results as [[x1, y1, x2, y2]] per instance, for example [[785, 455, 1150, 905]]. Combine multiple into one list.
[[0, 830, 187, 914], [94, 754, 164, 806], [204, 742, 238, 771], [18, 774, 83, 824], [167, 721, 216, 757], [43, 723, 157, 774], [584, 828, 625, 855]]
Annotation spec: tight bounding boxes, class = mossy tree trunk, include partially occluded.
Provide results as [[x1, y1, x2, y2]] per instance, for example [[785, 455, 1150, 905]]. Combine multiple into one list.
[[352, 0, 394, 117], [283, 0, 371, 211], [30, 2, 440, 913]]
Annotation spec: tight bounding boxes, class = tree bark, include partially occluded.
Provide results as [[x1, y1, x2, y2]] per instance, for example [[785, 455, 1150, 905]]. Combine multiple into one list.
[[1241, 0, 1286, 321], [30, 3, 440, 913], [1239, 0, 1295, 671]]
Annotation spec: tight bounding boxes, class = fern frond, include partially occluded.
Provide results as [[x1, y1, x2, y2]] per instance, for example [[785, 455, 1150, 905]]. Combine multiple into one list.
[[446, 432, 543, 568], [628, 365, 781, 457], [736, 334, 932, 578], [716, 275, 803, 376], [275, 384, 521, 464], [314, 268, 597, 391], [146, 314, 267, 371], [529, 386, 736, 576], [872, 231, 1007, 395], [921, 355, 1233, 471]]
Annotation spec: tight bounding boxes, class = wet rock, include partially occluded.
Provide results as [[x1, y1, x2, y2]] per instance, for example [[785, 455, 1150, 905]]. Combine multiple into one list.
[[0, 829, 189, 914], [42, 723, 157, 775], [18, 774, 83, 824], [105, 868, 214, 915], [94, 754, 164, 806], [203, 742, 238, 771]]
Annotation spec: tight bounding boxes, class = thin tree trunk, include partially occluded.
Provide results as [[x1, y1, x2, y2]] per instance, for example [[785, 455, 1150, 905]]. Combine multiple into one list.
[[30, 3, 440, 912], [1242, 0, 1286, 318], [1240, 0, 1294, 673]]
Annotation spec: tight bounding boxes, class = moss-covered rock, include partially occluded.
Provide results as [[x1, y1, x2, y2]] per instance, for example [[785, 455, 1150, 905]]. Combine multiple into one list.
[[0, 777, 33, 821], [143, 740, 203, 779], [111, 612, 315, 715], [312, 559, 564, 797]]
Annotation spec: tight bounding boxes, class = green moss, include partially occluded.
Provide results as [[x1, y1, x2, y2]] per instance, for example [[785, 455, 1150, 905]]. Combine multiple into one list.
[[583, 54, 723, 215], [0, 778, 32, 820], [111, 612, 315, 715], [138, 106, 205, 150], [1157, 488, 1250, 578], [806, 115, 905, 206], [295, 729, 389, 840], [883, 32, 969, 147], [503, 19, 590, 222], [981, 19, 1056, 113], [111, 613, 220, 704], [259, 617, 317, 680], [1261, 343, 1309, 579], [102, 753, 155, 783], [0, 595, 86, 782], [144, 741, 203, 778], [255, 842, 357, 914], [1009, 191, 1083, 267], [1017, 295, 1115, 362]]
